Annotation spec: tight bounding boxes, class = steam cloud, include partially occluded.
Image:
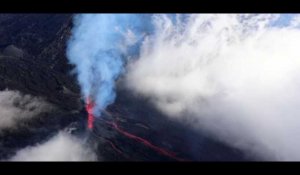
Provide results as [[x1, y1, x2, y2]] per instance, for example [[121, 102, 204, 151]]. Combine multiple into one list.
[[67, 14, 146, 116], [0, 89, 54, 131], [124, 14, 300, 161], [10, 131, 97, 161]]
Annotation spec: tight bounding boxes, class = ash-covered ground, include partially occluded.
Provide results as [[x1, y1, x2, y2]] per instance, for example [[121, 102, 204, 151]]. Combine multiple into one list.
[[0, 14, 255, 161]]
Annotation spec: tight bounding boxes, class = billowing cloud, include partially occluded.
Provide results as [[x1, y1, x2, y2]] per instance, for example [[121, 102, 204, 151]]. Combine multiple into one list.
[[0, 90, 96, 161], [9, 131, 97, 161], [0, 89, 54, 130], [124, 14, 300, 160]]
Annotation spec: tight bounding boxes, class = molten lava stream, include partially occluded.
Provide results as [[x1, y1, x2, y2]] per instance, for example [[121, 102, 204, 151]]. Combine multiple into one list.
[[86, 98, 189, 161], [105, 120, 189, 161]]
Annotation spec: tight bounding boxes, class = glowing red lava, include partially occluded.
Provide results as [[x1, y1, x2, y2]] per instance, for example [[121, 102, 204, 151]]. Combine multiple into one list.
[[86, 99, 189, 161], [106, 120, 189, 161], [86, 97, 95, 129]]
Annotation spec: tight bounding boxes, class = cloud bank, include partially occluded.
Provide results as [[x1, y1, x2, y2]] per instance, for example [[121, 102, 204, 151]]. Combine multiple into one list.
[[124, 14, 300, 160], [0, 89, 54, 131], [10, 131, 97, 161], [0, 90, 96, 161]]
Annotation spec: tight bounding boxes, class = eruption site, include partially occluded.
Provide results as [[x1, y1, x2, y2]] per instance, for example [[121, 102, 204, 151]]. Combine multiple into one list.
[[87, 97, 189, 161], [86, 97, 95, 130]]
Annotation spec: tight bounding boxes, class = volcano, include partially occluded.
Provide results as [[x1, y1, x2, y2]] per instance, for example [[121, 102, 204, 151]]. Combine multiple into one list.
[[0, 14, 255, 161]]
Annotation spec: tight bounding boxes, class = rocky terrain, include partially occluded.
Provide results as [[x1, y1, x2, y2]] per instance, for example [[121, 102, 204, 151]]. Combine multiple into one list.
[[0, 14, 255, 161]]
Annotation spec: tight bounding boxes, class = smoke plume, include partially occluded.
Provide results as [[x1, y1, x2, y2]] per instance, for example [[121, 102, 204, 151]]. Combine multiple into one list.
[[67, 14, 147, 116], [124, 14, 300, 160]]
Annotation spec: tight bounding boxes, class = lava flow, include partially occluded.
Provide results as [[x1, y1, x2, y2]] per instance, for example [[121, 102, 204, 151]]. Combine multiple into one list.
[[87, 99, 189, 161], [86, 97, 95, 129], [105, 120, 189, 161]]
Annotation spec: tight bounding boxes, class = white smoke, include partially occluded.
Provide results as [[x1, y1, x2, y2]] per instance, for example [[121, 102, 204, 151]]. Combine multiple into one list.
[[124, 14, 300, 160], [9, 131, 97, 161], [0, 90, 96, 161], [0, 89, 54, 130]]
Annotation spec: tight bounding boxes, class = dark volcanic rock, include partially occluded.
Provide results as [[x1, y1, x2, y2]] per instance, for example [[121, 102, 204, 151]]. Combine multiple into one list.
[[0, 56, 81, 111], [0, 14, 72, 58], [0, 14, 81, 111], [2, 45, 23, 58], [0, 14, 85, 160]]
